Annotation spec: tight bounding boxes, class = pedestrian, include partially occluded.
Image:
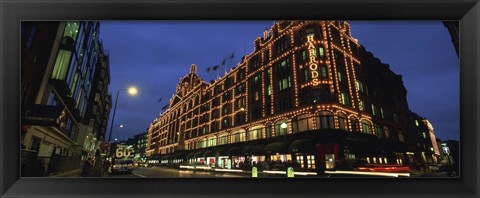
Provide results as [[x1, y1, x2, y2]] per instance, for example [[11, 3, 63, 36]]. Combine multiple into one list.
[[81, 157, 93, 177]]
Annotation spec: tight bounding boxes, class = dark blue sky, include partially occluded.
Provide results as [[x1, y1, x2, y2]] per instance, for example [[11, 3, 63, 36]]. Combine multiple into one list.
[[100, 21, 459, 142]]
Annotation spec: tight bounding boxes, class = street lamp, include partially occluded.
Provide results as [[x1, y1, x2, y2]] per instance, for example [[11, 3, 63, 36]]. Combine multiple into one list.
[[107, 86, 138, 143], [281, 122, 287, 143]]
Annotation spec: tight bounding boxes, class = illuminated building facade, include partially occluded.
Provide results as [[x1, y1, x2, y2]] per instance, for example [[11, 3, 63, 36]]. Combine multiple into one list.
[[146, 21, 432, 172], [21, 21, 110, 176], [409, 112, 441, 164]]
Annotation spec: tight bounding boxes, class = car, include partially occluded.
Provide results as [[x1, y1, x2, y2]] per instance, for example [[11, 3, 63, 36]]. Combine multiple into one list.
[[111, 160, 134, 174]]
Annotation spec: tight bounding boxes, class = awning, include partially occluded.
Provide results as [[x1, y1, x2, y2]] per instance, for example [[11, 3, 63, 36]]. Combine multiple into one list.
[[203, 150, 216, 157], [174, 152, 187, 160], [160, 154, 171, 160], [243, 145, 263, 156], [215, 147, 228, 156], [193, 151, 204, 159], [226, 147, 242, 156], [263, 142, 289, 155], [186, 152, 195, 159], [289, 139, 315, 154]]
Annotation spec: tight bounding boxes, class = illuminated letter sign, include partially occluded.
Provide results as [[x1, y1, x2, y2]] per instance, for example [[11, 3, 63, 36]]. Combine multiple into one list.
[[307, 35, 320, 86]]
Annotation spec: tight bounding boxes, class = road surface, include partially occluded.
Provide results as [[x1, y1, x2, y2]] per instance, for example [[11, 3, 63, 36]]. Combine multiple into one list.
[[104, 166, 249, 178]]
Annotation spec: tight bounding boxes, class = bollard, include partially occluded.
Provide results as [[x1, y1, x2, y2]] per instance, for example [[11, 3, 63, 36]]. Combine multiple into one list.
[[287, 167, 294, 177], [252, 167, 258, 177]]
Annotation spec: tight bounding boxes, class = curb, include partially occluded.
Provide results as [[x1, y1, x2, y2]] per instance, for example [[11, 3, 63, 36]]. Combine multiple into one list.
[[51, 169, 82, 177]]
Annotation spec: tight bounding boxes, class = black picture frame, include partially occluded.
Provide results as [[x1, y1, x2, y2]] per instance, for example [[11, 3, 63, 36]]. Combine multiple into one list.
[[1, 0, 479, 197]]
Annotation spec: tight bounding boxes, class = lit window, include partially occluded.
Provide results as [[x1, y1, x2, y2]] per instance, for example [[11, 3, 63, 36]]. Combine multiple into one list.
[[380, 108, 384, 119], [254, 91, 259, 101], [359, 100, 365, 111], [318, 47, 325, 57], [340, 92, 347, 105], [51, 49, 72, 80], [301, 50, 307, 61], [267, 85, 272, 96], [415, 120, 419, 126], [321, 67, 327, 78], [371, 104, 376, 116], [337, 72, 342, 82], [278, 76, 292, 91]]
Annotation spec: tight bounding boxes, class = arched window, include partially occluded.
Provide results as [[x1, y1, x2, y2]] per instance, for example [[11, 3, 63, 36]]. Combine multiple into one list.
[[293, 114, 314, 133], [397, 130, 405, 142], [266, 123, 274, 138], [337, 113, 347, 131], [317, 111, 334, 129], [349, 117, 359, 132], [383, 126, 390, 139], [218, 134, 228, 145], [374, 123, 383, 138], [361, 121, 372, 134], [248, 126, 263, 140], [275, 119, 291, 136], [231, 130, 246, 143], [207, 136, 217, 147]]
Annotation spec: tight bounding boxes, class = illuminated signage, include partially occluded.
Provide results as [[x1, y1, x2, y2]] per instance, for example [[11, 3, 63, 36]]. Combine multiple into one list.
[[307, 35, 320, 86]]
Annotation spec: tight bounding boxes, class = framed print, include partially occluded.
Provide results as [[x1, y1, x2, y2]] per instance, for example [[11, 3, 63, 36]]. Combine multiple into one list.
[[1, 0, 479, 197]]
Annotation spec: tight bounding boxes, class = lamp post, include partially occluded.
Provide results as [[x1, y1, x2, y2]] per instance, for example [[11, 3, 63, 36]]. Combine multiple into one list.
[[281, 122, 287, 143], [107, 86, 137, 143]]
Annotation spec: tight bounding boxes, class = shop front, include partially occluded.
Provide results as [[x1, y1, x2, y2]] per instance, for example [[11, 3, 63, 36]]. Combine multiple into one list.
[[289, 139, 316, 170], [263, 142, 291, 171]]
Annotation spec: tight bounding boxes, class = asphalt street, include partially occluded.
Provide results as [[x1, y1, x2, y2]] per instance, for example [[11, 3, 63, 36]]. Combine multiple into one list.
[[104, 166, 249, 178]]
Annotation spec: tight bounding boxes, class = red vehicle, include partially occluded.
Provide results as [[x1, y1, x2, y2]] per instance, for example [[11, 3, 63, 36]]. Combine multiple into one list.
[[355, 164, 411, 172]]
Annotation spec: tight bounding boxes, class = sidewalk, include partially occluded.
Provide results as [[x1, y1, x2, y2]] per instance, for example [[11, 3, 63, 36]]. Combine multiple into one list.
[[50, 169, 82, 177]]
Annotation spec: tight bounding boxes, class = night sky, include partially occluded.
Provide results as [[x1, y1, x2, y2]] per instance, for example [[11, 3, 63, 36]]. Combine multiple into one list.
[[100, 21, 459, 142]]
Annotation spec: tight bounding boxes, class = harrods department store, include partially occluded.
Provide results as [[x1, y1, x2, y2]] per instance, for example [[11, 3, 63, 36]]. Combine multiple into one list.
[[145, 21, 439, 172]]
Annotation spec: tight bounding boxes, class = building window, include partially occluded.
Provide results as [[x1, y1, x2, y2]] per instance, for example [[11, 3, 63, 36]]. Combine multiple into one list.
[[398, 131, 405, 142], [340, 92, 349, 105], [275, 120, 290, 136], [356, 80, 364, 92], [218, 134, 228, 145], [350, 118, 359, 132], [254, 91, 259, 101], [248, 128, 262, 140], [251, 74, 261, 86], [267, 85, 272, 96], [278, 58, 290, 72], [51, 49, 72, 80], [374, 123, 383, 138], [293, 114, 314, 133], [361, 121, 371, 134], [278, 76, 292, 91], [318, 47, 325, 57], [415, 120, 419, 126], [359, 100, 365, 111], [393, 113, 399, 124], [276, 37, 289, 54], [317, 111, 334, 129], [301, 50, 307, 61], [321, 66, 327, 78], [380, 108, 384, 119], [338, 113, 347, 130], [337, 72, 343, 82], [46, 91, 58, 106], [307, 155, 316, 169], [303, 69, 310, 82], [371, 104, 376, 116]]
